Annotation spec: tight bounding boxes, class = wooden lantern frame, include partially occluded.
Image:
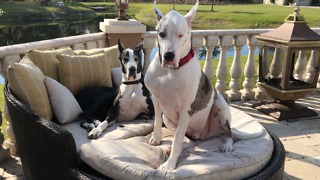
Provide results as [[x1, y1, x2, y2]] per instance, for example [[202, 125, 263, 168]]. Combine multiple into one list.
[[253, 8, 320, 121]]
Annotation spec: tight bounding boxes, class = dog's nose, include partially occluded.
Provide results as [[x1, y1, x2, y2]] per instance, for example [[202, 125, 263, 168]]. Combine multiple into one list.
[[129, 67, 136, 73], [164, 52, 175, 61]]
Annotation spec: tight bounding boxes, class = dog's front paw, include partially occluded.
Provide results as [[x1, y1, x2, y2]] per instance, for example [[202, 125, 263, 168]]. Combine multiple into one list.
[[220, 138, 234, 152], [149, 132, 161, 146], [158, 159, 176, 170], [88, 127, 102, 139], [219, 144, 234, 152]]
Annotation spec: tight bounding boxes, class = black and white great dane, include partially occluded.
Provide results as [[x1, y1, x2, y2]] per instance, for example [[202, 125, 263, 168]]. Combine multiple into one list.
[[78, 40, 154, 139], [145, 0, 263, 170]]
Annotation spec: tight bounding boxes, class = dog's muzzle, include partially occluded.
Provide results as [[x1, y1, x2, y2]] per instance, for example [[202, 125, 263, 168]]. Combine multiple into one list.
[[164, 52, 175, 61], [128, 66, 137, 79]]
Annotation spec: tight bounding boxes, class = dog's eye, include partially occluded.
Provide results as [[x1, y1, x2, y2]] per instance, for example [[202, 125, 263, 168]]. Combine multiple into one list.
[[178, 34, 183, 38], [123, 58, 129, 62], [159, 32, 166, 38], [134, 57, 139, 62]]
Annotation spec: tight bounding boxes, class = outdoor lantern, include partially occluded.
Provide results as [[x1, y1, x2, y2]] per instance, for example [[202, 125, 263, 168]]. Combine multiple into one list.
[[116, 0, 129, 21], [253, 6, 320, 120]]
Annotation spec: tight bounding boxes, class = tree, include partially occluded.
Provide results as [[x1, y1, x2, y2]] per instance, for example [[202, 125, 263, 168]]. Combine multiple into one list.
[[198, 46, 220, 60]]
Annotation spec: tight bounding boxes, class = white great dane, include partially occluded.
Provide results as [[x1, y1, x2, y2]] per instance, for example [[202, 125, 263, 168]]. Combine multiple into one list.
[[145, 0, 263, 170]]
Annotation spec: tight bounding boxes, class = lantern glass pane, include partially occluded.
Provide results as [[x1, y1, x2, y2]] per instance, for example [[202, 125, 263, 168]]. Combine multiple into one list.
[[261, 45, 285, 89], [291, 49, 320, 87]]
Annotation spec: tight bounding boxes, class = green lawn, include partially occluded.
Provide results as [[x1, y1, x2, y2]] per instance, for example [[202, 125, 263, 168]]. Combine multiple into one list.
[[0, 84, 6, 139], [199, 55, 259, 88], [134, 4, 320, 29], [79, 3, 320, 29]]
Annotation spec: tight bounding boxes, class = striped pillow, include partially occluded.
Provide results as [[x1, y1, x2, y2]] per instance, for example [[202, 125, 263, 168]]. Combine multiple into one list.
[[27, 47, 74, 81], [57, 53, 113, 95], [73, 45, 121, 68], [7, 56, 53, 121]]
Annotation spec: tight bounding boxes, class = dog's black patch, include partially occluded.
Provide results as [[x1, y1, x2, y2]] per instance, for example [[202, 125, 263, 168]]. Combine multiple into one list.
[[188, 72, 213, 116], [141, 74, 155, 117], [155, 10, 162, 21], [75, 87, 117, 127], [103, 91, 122, 125], [133, 47, 143, 74], [223, 120, 232, 138]]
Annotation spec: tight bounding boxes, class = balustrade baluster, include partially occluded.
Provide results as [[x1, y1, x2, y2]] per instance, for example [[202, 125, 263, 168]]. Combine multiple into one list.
[[269, 47, 282, 78], [3, 102, 17, 155], [305, 50, 318, 83], [83, 42, 88, 50], [192, 36, 204, 57], [227, 35, 246, 101], [294, 50, 307, 81], [241, 36, 257, 100], [143, 38, 155, 73], [216, 35, 232, 99], [254, 45, 269, 100], [203, 36, 219, 80]]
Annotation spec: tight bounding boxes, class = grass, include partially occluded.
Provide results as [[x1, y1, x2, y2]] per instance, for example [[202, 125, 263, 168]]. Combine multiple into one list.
[[198, 55, 259, 89], [79, 3, 320, 29], [0, 84, 6, 139], [134, 4, 320, 29]]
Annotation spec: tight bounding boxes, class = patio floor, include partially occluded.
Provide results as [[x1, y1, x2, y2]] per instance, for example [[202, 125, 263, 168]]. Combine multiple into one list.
[[1, 95, 320, 179]]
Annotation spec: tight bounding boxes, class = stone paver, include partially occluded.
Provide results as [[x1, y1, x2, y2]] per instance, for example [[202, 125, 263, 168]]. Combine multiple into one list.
[[1, 95, 320, 179], [0, 155, 24, 179]]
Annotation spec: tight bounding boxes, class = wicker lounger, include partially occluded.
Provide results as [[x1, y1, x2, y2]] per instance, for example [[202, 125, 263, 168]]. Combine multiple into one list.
[[4, 83, 285, 180]]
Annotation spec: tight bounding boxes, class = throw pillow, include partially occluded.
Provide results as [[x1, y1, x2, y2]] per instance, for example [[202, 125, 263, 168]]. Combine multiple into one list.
[[111, 67, 122, 87], [7, 56, 53, 120], [73, 45, 121, 68], [26, 47, 74, 81], [44, 76, 83, 124], [57, 53, 113, 95]]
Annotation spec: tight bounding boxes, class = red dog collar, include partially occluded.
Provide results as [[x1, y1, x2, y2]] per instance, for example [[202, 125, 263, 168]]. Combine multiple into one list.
[[157, 40, 194, 69], [179, 48, 194, 67]]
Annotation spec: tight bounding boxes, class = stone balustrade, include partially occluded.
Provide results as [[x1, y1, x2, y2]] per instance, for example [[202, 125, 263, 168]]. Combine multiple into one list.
[[0, 27, 320, 156], [142, 28, 320, 101]]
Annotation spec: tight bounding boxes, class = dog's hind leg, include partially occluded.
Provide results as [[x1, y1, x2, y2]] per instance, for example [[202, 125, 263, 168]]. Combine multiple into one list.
[[214, 94, 234, 152], [88, 95, 121, 139], [80, 121, 96, 132], [219, 120, 234, 152]]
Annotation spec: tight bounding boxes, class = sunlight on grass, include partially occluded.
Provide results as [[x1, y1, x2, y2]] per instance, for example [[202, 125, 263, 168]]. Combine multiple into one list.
[[129, 4, 320, 29], [0, 84, 7, 140], [199, 54, 259, 90]]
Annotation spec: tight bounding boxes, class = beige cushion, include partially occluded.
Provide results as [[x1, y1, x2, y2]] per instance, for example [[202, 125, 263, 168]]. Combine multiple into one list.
[[73, 45, 120, 68], [44, 76, 83, 124], [26, 47, 74, 81], [79, 106, 273, 180], [57, 53, 113, 95], [7, 56, 53, 120], [111, 67, 122, 87], [62, 119, 154, 155]]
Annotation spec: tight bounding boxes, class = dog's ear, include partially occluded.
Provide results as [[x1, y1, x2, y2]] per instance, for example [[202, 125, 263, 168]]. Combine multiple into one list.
[[184, 0, 199, 28], [118, 39, 124, 53], [153, 0, 163, 22], [135, 41, 143, 52]]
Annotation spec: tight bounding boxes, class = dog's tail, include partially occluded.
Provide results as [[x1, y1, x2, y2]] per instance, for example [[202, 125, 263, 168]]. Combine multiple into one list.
[[231, 122, 265, 140]]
